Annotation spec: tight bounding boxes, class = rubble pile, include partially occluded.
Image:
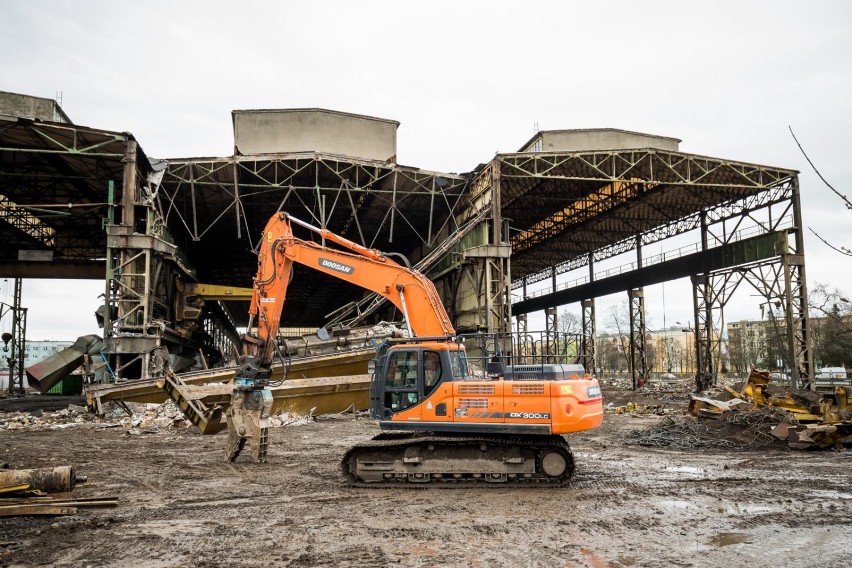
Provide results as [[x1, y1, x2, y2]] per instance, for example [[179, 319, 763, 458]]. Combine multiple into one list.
[[627, 406, 796, 449], [125, 400, 315, 434], [599, 376, 698, 407], [605, 401, 673, 416], [0, 397, 317, 435], [627, 369, 852, 451], [0, 404, 98, 432], [693, 370, 852, 450]]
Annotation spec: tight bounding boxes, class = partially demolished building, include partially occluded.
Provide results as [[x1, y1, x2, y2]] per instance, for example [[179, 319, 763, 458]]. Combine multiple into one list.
[[0, 92, 812, 392]]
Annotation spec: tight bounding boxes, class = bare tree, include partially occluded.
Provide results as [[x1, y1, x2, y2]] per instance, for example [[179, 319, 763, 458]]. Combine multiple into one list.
[[557, 311, 581, 335], [604, 303, 630, 367], [555, 311, 582, 363], [809, 283, 852, 368]]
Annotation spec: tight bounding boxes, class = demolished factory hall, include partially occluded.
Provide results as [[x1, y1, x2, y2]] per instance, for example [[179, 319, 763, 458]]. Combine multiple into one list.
[[1, 90, 812, 397]]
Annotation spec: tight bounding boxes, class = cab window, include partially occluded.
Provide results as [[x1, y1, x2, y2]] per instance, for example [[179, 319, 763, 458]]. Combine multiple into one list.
[[384, 350, 419, 412], [448, 349, 469, 378], [386, 350, 418, 388], [423, 351, 443, 397]]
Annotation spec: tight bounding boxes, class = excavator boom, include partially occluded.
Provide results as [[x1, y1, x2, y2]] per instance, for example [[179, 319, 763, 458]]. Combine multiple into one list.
[[228, 212, 454, 461]]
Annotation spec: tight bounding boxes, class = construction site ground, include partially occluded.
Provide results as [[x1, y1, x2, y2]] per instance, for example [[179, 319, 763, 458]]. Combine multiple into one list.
[[1, 386, 850, 568]]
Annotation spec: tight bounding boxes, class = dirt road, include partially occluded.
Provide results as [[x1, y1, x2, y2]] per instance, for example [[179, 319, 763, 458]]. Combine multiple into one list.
[[1, 393, 850, 567]]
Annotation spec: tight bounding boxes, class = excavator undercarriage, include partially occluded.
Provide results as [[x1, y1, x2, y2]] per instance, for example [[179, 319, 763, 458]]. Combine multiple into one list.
[[341, 432, 575, 486]]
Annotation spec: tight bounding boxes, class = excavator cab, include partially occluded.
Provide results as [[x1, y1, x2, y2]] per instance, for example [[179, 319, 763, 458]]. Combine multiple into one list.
[[370, 340, 467, 419]]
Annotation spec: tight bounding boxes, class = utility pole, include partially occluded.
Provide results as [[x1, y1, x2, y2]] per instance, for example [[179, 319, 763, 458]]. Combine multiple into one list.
[[1, 278, 27, 394]]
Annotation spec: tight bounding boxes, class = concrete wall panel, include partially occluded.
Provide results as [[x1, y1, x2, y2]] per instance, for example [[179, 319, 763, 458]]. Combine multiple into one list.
[[0, 91, 70, 123], [233, 108, 399, 162], [522, 129, 680, 153]]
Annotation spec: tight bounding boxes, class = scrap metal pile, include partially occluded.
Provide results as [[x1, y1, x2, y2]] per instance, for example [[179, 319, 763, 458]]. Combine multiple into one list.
[[629, 370, 852, 451]]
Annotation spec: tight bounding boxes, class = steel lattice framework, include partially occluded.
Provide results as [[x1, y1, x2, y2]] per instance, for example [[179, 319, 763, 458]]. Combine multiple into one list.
[[0, 119, 140, 275], [500, 150, 797, 288], [494, 147, 810, 388], [156, 154, 470, 329], [0, 112, 812, 387]]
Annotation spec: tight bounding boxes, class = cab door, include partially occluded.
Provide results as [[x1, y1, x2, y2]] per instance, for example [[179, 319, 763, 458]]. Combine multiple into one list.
[[381, 348, 420, 418], [418, 349, 453, 423]]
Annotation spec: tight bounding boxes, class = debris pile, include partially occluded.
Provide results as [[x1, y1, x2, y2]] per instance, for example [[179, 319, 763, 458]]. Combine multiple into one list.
[[599, 375, 697, 404], [693, 369, 852, 450], [644, 377, 695, 395], [606, 401, 672, 416], [0, 404, 98, 432], [1, 398, 317, 435], [628, 406, 796, 449], [629, 369, 852, 451], [125, 400, 315, 434]]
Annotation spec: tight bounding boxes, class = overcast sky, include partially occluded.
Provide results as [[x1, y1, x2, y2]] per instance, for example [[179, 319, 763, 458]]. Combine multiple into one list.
[[2, 0, 851, 340]]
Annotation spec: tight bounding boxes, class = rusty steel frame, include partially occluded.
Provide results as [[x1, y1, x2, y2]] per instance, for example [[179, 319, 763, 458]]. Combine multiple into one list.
[[627, 288, 647, 390], [687, 175, 810, 390], [1, 115, 813, 390], [0, 278, 27, 394], [158, 155, 468, 251], [0, 120, 131, 275], [490, 147, 810, 387], [513, 173, 796, 290], [581, 299, 596, 373]]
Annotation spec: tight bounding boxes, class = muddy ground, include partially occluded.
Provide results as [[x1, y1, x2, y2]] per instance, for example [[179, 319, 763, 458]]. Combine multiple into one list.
[[1, 388, 851, 568]]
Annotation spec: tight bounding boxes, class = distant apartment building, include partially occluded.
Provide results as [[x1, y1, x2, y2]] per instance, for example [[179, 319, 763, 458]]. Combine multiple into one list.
[[650, 325, 697, 374], [726, 319, 770, 374], [596, 324, 723, 376], [24, 340, 74, 368]]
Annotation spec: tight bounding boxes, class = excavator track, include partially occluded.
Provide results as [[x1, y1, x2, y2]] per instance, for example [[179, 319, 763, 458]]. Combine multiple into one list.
[[341, 432, 575, 487]]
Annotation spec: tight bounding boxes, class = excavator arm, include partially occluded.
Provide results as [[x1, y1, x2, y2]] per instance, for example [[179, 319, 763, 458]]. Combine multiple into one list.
[[227, 212, 455, 462]]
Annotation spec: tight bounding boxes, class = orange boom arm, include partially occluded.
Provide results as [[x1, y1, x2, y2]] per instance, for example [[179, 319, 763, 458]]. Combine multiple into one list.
[[245, 212, 454, 367]]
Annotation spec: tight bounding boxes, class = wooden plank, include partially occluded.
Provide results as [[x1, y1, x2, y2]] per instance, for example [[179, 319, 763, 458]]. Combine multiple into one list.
[[0, 496, 117, 507], [0, 505, 78, 517]]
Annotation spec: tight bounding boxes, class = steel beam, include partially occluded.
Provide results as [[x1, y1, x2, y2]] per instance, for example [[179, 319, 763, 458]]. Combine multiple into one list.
[[581, 299, 596, 374]]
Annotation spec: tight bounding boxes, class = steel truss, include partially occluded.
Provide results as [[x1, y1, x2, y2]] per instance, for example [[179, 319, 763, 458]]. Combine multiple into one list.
[[0, 120, 132, 275], [581, 299, 596, 373], [628, 288, 647, 390], [491, 145, 809, 388], [689, 176, 811, 390], [514, 176, 796, 290], [156, 154, 478, 332], [158, 155, 468, 251], [545, 307, 558, 363]]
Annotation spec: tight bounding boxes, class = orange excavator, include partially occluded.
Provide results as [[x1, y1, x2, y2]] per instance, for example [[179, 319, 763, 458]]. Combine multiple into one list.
[[228, 212, 603, 485]]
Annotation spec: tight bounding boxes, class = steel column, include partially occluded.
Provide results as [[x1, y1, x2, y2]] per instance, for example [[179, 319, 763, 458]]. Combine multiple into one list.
[[581, 299, 596, 374], [627, 288, 647, 390]]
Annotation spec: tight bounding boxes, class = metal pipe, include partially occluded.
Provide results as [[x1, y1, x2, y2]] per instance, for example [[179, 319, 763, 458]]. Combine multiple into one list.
[[0, 466, 82, 493]]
